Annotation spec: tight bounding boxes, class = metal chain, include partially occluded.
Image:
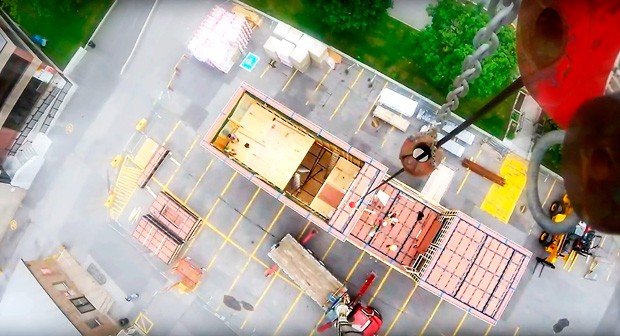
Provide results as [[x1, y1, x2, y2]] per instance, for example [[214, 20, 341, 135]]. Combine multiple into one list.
[[425, 0, 521, 166]]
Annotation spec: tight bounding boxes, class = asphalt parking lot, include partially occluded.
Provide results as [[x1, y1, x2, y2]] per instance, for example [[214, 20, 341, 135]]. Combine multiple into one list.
[[62, 1, 620, 335]]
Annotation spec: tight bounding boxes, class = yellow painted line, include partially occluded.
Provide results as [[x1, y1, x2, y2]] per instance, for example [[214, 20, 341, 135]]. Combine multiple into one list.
[[150, 176, 164, 187], [241, 274, 278, 329], [274, 291, 304, 335], [368, 268, 392, 305], [297, 220, 312, 240], [418, 298, 442, 336], [351, 68, 364, 89], [201, 218, 299, 289], [345, 251, 366, 281], [457, 149, 482, 195], [380, 126, 394, 148], [216, 206, 286, 311], [483, 324, 493, 336], [184, 159, 214, 203], [282, 69, 298, 92], [356, 82, 388, 133], [452, 312, 468, 336], [607, 265, 614, 281], [563, 251, 574, 270], [386, 284, 419, 336], [204, 188, 260, 271], [322, 238, 338, 260], [600, 235, 607, 247], [513, 327, 520, 336], [202, 173, 237, 220], [306, 69, 332, 105], [541, 179, 557, 207], [260, 64, 271, 78], [330, 90, 351, 120], [567, 252, 579, 272], [134, 312, 154, 334], [163, 120, 181, 145], [163, 133, 202, 188]]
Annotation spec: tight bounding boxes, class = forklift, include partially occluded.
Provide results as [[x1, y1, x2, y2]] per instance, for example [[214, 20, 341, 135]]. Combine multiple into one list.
[[538, 194, 602, 267]]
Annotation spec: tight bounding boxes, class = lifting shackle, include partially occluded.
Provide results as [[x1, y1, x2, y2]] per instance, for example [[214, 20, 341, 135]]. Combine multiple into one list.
[[518, 0, 620, 233]]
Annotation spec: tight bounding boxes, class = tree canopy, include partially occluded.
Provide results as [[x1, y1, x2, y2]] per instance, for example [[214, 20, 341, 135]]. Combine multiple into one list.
[[314, 0, 393, 33], [410, 0, 517, 98]]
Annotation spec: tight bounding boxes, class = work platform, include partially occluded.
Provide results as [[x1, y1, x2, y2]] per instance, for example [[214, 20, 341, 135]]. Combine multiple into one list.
[[200, 83, 532, 325]]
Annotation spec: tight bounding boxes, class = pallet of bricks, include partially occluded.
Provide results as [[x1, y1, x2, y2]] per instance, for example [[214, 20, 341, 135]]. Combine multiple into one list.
[[132, 191, 202, 264]]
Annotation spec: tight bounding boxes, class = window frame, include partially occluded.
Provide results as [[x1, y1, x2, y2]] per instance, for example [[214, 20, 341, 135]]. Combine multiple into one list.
[[70, 296, 95, 314]]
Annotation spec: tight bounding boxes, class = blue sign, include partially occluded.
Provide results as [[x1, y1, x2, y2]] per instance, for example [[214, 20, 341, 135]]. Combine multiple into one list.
[[240, 53, 260, 72]]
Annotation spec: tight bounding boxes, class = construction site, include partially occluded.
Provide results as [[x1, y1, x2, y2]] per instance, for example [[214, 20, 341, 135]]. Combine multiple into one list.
[[1, 1, 619, 336]]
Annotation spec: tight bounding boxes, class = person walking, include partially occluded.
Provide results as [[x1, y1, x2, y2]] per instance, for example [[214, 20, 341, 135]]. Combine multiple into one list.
[[125, 293, 140, 302]]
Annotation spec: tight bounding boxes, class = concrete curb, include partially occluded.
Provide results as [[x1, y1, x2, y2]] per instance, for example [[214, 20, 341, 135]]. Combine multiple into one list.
[[87, 0, 119, 46]]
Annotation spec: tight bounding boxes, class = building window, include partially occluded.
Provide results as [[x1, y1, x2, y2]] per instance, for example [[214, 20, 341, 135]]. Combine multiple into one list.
[[86, 318, 101, 329], [70, 296, 95, 314], [52, 281, 69, 291]]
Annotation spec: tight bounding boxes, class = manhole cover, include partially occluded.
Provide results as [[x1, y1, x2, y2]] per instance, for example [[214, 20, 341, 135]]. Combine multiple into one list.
[[65, 123, 74, 134]]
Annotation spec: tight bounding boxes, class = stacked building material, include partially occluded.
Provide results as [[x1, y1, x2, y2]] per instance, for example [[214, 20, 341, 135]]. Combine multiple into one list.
[[188, 6, 253, 73], [132, 216, 183, 264]]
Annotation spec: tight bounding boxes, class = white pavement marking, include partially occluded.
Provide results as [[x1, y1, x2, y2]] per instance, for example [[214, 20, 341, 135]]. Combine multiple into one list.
[[120, 0, 160, 75]]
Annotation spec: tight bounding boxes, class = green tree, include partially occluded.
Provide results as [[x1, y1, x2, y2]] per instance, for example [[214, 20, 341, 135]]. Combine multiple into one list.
[[410, 0, 517, 98], [314, 0, 393, 32], [539, 116, 563, 174], [1, 0, 79, 18]]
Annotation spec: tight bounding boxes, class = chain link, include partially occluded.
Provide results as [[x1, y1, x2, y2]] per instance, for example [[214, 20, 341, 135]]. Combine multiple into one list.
[[425, 0, 521, 167]]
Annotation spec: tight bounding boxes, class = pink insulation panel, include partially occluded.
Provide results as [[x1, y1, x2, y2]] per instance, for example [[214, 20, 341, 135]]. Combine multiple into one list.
[[418, 212, 532, 325]]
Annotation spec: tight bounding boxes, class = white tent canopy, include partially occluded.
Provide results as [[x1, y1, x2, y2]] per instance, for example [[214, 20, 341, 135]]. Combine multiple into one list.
[[378, 88, 418, 117]]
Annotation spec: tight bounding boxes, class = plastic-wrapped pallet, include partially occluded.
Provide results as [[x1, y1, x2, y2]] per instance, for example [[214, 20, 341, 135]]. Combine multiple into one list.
[[276, 39, 296, 67], [290, 45, 311, 72], [273, 21, 291, 39], [298, 34, 316, 50], [263, 36, 280, 60], [309, 40, 328, 64], [285, 27, 303, 45]]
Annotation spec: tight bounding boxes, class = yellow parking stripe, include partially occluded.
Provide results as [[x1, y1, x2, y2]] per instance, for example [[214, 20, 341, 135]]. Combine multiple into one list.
[[306, 69, 332, 105], [184, 159, 214, 203], [204, 188, 260, 271], [282, 69, 298, 92], [385, 284, 418, 336], [216, 206, 286, 311], [367, 268, 392, 305], [274, 291, 304, 335], [452, 312, 468, 336], [355, 82, 388, 133], [418, 298, 442, 336], [483, 324, 493, 336]]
